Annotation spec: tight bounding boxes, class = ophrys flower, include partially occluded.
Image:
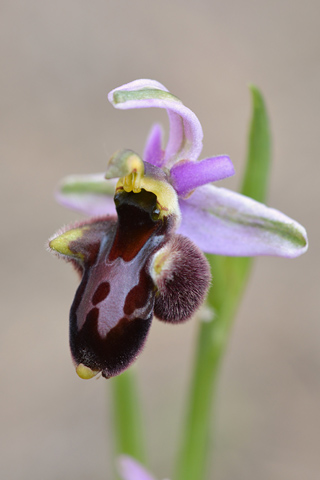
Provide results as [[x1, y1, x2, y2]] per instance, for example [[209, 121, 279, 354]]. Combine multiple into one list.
[[49, 79, 308, 380]]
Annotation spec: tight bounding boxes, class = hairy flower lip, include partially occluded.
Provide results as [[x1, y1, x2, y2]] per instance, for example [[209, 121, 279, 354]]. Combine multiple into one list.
[[50, 178, 210, 378]]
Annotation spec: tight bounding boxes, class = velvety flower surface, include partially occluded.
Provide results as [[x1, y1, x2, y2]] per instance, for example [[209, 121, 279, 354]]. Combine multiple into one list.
[[49, 123, 212, 379], [117, 455, 169, 480], [56, 79, 308, 258], [49, 79, 308, 380]]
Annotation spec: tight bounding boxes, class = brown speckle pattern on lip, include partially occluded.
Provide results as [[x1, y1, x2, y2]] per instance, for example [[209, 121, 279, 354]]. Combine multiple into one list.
[[92, 282, 110, 306]]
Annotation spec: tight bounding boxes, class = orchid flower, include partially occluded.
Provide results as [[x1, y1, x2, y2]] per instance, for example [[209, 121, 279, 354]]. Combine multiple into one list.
[[117, 455, 169, 480], [49, 79, 308, 380]]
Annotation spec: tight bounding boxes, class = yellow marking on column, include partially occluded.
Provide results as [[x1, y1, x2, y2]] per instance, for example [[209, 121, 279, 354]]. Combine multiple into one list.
[[123, 172, 134, 192], [122, 153, 144, 193], [109, 149, 181, 221], [76, 363, 100, 379], [105, 149, 144, 187]]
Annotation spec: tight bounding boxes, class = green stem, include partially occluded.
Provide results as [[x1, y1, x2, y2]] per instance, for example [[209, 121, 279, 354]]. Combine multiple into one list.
[[174, 85, 271, 480], [110, 368, 146, 479], [174, 256, 252, 480]]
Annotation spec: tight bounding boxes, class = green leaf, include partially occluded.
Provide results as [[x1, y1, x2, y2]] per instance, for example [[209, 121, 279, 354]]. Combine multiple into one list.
[[226, 85, 272, 285], [174, 86, 272, 480], [241, 85, 271, 203], [110, 369, 146, 480]]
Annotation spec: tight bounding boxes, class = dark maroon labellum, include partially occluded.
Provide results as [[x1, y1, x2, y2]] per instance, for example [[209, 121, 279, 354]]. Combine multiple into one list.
[[51, 188, 210, 379]]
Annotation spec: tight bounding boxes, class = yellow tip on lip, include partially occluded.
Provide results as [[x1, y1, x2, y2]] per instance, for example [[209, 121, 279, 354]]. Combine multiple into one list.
[[49, 227, 87, 259], [76, 363, 100, 380]]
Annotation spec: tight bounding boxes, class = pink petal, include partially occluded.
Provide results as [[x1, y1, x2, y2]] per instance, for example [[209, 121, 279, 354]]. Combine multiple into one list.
[[143, 123, 164, 167], [117, 455, 156, 480], [108, 79, 203, 167], [170, 155, 235, 197], [178, 185, 308, 257]]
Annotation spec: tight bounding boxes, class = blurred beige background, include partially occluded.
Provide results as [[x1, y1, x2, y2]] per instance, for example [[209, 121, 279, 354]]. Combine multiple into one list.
[[1, 1, 319, 479]]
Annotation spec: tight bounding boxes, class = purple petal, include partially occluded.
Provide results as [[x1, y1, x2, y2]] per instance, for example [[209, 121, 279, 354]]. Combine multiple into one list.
[[178, 185, 308, 258], [170, 156, 235, 197], [55, 173, 117, 217], [117, 455, 156, 480], [108, 79, 203, 167], [143, 123, 164, 167]]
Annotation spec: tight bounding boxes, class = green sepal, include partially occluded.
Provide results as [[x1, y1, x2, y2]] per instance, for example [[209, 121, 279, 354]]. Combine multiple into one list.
[[113, 89, 181, 106], [59, 175, 116, 196]]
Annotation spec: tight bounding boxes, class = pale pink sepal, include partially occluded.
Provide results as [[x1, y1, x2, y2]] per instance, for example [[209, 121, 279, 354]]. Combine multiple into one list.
[[143, 123, 164, 167], [55, 173, 117, 217], [178, 185, 308, 257]]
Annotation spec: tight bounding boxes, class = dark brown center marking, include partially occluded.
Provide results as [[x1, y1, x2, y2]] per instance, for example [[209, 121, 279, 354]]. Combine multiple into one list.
[[124, 269, 154, 316], [109, 189, 161, 262], [92, 281, 110, 305], [85, 307, 100, 324]]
